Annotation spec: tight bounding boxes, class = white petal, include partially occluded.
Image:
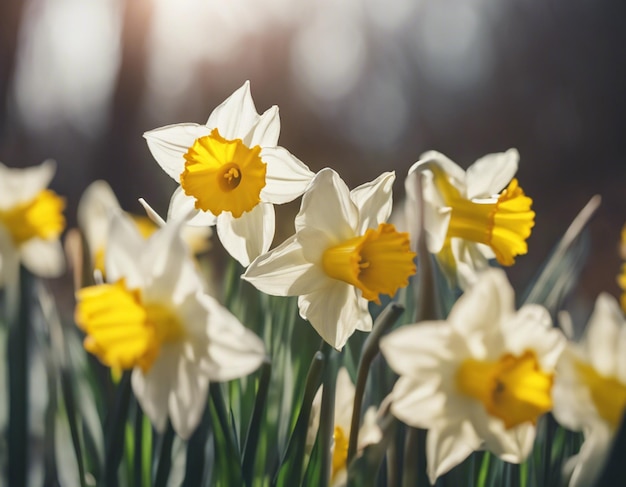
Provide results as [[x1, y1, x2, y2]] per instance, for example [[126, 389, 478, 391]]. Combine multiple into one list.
[[298, 281, 364, 350], [144, 123, 210, 181], [465, 148, 519, 199], [350, 171, 395, 233], [358, 407, 383, 449], [380, 323, 455, 377], [105, 211, 145, 286], [426, 420, 480, 484], [167, 187, 217, 226], [552, 348, 599, 432], [405, 168, 451, 254], [138, 198, 166, 227], [447, 269, 513, 359], [198, 294, 266, 381], [449, 239, 489, 291], [295, 168, 358, 242], [168, 354, 211, 439], [566, 424, 613, 487], [217, 202, 274, 266], [142, 221, 203, 305], [0, 159, 56, 209], [245, 105, 280, 147], [477, 416, 535, 463], [260, 147, 315, 204], [77, 180, 120, 253], [206, 81, 260, 140], [334, 368, 356, 429], [132, 346, 180, 433], [354, 297, 372, 331], [180, 224, 212, 254], [20, 239, 65, 278], [389, 375, 447, 428], [294, 227, 334, 265], [583, 293, 624, 377], [504, 304, 564, 370], [412, 151, 466, 187], [243, 235, 329, 296]]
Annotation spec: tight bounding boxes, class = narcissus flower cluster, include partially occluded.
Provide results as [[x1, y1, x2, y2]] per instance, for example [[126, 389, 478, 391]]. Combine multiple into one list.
[[7, 80, 622, 487]]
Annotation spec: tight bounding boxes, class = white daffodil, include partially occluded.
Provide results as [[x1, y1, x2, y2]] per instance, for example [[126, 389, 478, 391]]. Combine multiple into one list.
[[405, 149, 534, 289], [308, 368, 382, 487], [380, 269, 564, 484], [0, 159, 65, 283], [74, 212, 265, 439], [77, 180, 210, 276], [552, 293, 626, 487], [144, 81, 315, 266], [242, 168, 416, 350]]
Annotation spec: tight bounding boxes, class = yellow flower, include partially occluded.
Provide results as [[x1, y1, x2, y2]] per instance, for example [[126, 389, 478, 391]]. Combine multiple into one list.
[[75, 213, 265, 439], [144, 81, 314, 266], [405, 149, 534, 289], [0, 160, 65, 281], [380, 269, 564, 483], [553, 293, 626, 487], [243, 169, 416, 350]]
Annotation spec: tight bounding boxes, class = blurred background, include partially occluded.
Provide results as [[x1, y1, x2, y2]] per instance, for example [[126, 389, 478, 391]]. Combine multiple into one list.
[[0, 0, 624, 314]]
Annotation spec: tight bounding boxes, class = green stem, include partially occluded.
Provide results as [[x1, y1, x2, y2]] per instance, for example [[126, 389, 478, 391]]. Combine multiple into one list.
[[319, 348, 338, 487], [347, 303, 404, 464], [153, 422, 175, 487], [133, 401, 144, 487], [7, 266, 30, 487], [104, 371, 133, 486], [183, 406, 210, 486], [402, 428, 420, 487]]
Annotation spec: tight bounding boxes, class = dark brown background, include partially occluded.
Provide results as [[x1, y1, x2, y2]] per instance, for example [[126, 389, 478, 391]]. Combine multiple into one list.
[[1, 0, 624, 319]]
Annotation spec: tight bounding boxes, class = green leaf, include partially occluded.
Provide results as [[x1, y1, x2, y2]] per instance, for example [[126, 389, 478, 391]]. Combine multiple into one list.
[[522, 195, 600, 312], [104, 371, 133, 486], [242, 359, 272, 486], [209, 383, 244, 486], [273, 351, 325, 487]]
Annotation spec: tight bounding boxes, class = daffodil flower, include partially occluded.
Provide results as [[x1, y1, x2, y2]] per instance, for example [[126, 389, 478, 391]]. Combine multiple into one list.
[[405, 149, 534, 289], [78, 180, 210, 276], [74, 212, 265, 439], [308, 368, 382, 486], [380, 269, 564, 483], [552, 293, 626, 487], [0, 159, 66, 283], [144, 81, 315, 266], [243, 168, 416, 350]]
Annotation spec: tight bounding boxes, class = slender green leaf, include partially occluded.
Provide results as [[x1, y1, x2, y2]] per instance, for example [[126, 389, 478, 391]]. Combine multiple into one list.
[[243, 359, 272, 486], [273, 351, 324, 487]]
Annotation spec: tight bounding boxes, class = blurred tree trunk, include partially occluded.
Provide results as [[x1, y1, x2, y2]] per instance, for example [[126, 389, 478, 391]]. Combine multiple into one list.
[[95, 0, 153, 210], [0, 0, 26, 149]]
